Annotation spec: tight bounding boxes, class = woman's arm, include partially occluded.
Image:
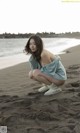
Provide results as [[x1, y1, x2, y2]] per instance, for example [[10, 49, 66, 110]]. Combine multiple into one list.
[[29, 55, 42, 70]]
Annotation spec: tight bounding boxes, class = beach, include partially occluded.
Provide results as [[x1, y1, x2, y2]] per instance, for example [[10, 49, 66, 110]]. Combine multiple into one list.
[[0, 44, 80, 133]]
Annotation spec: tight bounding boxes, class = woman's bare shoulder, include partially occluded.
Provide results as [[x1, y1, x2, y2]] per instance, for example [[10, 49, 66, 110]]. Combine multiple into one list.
[[43, 49, 55, 56], [41, 49, 49, 57], [41, 49, 55, 60]]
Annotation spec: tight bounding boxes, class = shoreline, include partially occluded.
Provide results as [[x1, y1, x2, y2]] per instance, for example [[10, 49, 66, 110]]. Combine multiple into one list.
[[0, 44, 79, 71], [0, 37, 80, 70]]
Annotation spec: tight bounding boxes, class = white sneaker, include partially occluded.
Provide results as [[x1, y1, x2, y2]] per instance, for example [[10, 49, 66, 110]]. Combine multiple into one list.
[[44, 84, 62, 96], [38, 85, 49, 93]]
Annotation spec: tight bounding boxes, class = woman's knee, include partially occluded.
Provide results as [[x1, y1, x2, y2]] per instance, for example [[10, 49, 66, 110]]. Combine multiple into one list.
[[29, 69, 41, 79], [33, 69, 41, 78], [29, 71, 33, 79]]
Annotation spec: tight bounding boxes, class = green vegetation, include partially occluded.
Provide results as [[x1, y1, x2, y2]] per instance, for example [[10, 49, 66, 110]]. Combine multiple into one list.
[[0, 32, 80, 38]]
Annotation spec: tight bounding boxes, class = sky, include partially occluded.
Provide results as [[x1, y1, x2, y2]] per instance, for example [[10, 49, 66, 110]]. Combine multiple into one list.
[[0, 0, 80, 34]]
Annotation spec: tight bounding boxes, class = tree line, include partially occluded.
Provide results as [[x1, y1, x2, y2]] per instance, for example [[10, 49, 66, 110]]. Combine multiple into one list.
[[0, 32, 80, 38]]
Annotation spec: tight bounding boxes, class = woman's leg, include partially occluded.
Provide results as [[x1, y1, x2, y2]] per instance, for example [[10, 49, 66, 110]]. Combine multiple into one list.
[[29, 70, 64, 95], [29, 70, 51, 92], [29, 70, 51, 85], [32, 69, 65, 86], [33, 69, 52, 85]]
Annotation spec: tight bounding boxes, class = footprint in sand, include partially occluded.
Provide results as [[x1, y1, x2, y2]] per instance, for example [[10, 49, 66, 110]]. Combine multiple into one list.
[[27, 128, 46, 133], [65, 81, 80, 92]]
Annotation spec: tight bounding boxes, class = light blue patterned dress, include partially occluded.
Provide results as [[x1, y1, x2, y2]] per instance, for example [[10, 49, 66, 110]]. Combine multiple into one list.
[[29, 55, 67, 81]]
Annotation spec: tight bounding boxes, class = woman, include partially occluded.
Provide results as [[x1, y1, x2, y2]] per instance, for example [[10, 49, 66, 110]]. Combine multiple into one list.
[[24, 35, 67, 96]]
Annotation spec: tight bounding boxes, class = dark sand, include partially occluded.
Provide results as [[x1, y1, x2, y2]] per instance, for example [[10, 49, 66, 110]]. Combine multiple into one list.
[[0, 45, 80, 133]]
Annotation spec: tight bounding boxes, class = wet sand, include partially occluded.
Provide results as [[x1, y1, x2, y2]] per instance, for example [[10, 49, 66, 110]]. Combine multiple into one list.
[[0, 45, 80, 133]]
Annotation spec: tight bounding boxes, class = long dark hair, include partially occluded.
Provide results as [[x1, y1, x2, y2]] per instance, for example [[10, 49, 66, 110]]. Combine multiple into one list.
[[24, 35, 43, 63]]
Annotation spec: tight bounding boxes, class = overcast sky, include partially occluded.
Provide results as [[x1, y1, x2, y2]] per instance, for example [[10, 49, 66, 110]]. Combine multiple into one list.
[[0, 0, 80, 34]]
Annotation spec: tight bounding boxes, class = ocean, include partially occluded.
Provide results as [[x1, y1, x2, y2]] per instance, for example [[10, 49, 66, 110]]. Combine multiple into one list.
[[0, 38, 80, 70]]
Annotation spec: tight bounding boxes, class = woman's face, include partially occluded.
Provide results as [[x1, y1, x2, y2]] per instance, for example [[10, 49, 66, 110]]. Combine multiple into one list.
[[29, 39, 37, 52]]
